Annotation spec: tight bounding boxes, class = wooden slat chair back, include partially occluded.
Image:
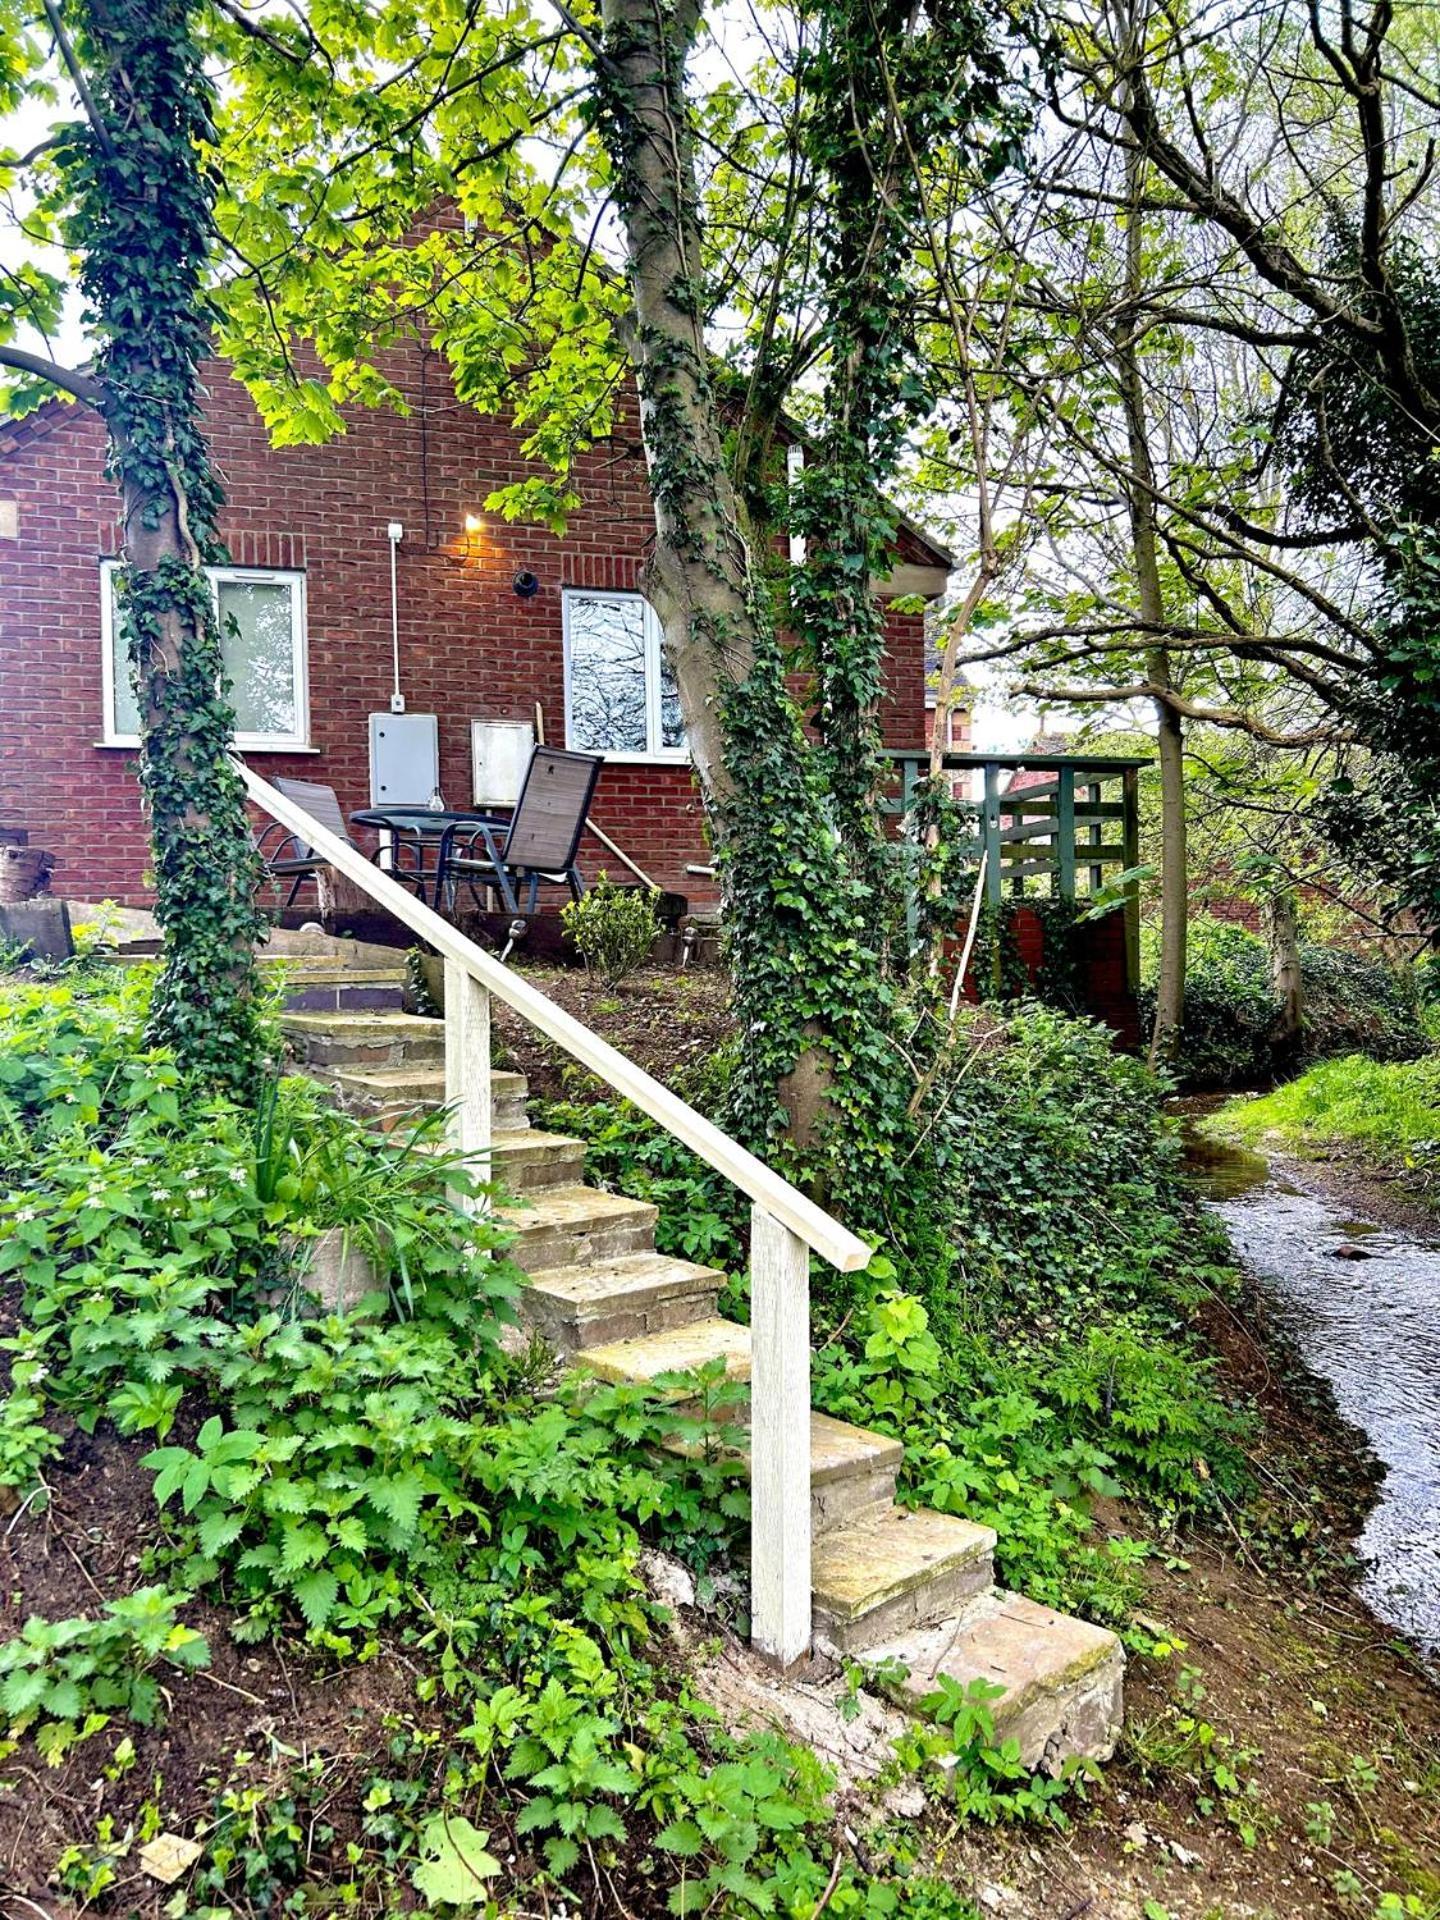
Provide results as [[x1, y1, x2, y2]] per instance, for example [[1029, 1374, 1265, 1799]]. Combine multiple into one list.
[[255, 777, 358, 912], [503, 748, 604, 873], [443, 746, 603, 920], [272, 777, 354, 857]]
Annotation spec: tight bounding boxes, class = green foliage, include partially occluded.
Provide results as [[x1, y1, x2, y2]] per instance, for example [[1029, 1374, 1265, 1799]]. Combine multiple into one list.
[[0, 1586, 208, 1764], [905, 1674, 1084, 1825], [1143, 916, 1277, 1089], [1216, 1054, 1440, 1191], [48, 0, 269, 1088], [1141, 916, 1428, 1089], [930, 1003, 1215, 1341], [561, 874, 662, 987]]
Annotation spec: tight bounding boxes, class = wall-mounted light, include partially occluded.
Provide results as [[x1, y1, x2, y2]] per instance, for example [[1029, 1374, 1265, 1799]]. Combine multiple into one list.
[[464, 513, 483, 534]]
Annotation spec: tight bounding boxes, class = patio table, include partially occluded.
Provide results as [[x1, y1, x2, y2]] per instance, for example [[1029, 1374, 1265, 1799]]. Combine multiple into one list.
[[350, 807, 509, 910]]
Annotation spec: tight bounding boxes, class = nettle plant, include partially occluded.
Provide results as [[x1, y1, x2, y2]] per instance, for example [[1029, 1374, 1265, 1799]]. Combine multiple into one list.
[[0, 1586, 208, 1766]]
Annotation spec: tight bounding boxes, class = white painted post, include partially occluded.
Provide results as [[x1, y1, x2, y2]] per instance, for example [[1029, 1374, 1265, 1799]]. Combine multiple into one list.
[[749, 1202, 811, 1666], [444, 957, 492, 1208]]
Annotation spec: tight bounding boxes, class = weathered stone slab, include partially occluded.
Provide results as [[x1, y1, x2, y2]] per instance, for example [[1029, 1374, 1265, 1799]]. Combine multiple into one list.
[[870, 1589, 1125, 1773], [812, 1506, 996, 1652], [0, 898, 72, 962]]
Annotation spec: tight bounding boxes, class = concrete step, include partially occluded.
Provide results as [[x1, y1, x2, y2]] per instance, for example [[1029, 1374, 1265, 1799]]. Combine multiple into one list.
[[866, 1590, 1125, 1774], [502, 1184, 658, 1273], [283, 1010, 445, 1070], [326, 1065, 530, 1131], [579, 1314, 753, 1390], [275, 967, 408, 1014], [658, 1409, 902, 1536], [487, 1128, 588, 1192], [521, 1250, 723, 1350], [811, 1505, 996, 1653]]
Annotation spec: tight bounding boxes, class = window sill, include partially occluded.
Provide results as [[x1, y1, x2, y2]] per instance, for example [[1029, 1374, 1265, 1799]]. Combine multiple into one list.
[[93, 741, 321, 754], [582, 751, 691, 768]]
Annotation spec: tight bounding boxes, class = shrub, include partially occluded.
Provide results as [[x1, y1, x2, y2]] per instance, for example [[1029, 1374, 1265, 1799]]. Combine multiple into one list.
[[561, 873, 660, 985], [1141, 916, 1276, 1087], [0, 1586, 209, 1763], [930, 1002, 1219, 1343], [1140, 915, 1427, 1088]]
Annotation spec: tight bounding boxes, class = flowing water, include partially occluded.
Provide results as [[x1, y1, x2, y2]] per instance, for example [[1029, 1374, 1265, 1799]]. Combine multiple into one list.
[[1184, 1116, 1440, 1663]]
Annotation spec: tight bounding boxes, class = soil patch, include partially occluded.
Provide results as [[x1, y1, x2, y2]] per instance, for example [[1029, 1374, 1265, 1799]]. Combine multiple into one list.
[[491, 961, 735, 1104]]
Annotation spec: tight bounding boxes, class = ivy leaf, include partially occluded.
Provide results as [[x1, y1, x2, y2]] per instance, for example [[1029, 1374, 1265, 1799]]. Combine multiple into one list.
[[411, 1813, 501, 1906]]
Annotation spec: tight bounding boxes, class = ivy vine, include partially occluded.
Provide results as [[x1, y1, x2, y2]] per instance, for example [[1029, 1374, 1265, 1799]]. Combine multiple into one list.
[[58, 0, 267, 1093]]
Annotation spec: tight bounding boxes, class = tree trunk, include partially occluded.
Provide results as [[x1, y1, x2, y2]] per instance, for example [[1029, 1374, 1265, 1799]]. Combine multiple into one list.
[[71, 0, 266, 1092], [592, 0, 895, 1184], [1264, 886, 1305, 1054], [1148, 662, 1188, 1064], [594, 0, 760, 813], [1117, 124, 1187, 1065]]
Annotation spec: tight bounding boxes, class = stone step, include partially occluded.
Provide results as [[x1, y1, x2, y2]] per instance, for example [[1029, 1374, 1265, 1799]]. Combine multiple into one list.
[[486, 1128, 588, 1192], [502, 1184, 658, 1273], [326, 1065, 530, 1131], [282, 1010, 445, 1070], [277, 968, 408, 1014], [579, 1314, 753, 1390], [811, 1505, 996, 1653], [521, 1250, 723, 1350], [866, 1590, 1125, 1774], [658, 1409, 902, 1537]]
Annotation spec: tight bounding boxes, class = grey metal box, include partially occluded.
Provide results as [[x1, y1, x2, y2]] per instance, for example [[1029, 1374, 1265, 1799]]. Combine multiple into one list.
[[368, 712, 439, 806]]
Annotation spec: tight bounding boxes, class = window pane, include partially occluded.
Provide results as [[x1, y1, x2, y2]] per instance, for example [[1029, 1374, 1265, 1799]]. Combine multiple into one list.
[[568, 595, 648, 753], [108, 577, 141, 738], [220, 579, 296, 737], [659, 649, 683, 750]]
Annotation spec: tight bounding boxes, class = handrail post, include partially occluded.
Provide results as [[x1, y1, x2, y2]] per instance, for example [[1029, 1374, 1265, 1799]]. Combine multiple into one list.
[[444, 957, 492, 1207], [749, 1204, 811, 1667]]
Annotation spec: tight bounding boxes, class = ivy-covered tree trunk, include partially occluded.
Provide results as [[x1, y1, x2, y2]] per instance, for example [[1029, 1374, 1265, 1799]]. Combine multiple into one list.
[[592, 0, 906, 1202], [63, 0, 266, 1091]]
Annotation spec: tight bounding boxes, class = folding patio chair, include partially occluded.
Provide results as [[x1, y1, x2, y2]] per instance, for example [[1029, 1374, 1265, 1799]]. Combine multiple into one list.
[[441, 746, 603, 918], [254, 776, 422, 909]]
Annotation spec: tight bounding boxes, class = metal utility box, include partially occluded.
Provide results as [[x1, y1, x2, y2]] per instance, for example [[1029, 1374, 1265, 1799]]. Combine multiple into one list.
[[368, 713, 439, 807], [471, 719, 534, 807]]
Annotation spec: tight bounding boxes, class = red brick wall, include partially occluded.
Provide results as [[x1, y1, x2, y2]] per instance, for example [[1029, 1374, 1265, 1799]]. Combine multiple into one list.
[[0, 353, 933, 910]]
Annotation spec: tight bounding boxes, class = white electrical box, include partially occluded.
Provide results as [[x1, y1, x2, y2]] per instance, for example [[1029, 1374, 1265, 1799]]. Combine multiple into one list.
[[471, 719, 534, 808], [369, 712, 439, 806]]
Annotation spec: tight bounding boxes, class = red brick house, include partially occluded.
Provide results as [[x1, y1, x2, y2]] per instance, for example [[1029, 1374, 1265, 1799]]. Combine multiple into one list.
[[0, 346, 952, 912]]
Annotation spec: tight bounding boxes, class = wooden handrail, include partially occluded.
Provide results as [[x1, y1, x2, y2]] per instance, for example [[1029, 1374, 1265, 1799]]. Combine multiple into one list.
[[238, 759, 872, 1274]]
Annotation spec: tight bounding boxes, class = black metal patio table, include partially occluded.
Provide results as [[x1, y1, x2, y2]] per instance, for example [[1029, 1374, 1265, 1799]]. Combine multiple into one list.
[[350, 807, 509, 910]]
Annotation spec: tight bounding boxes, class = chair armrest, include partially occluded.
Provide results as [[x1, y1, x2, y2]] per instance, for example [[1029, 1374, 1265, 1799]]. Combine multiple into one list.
[[442, 821, 508, 872], [254, 820, 306, 865]]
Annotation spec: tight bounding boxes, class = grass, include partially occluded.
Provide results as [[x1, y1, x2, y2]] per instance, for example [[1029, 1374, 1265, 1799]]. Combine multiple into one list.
[[1216, 1054, 1440, 1181]]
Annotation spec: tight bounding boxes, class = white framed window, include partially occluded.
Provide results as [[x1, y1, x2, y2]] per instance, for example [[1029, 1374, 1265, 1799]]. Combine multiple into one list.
[[562, 588, 686, 763], [100, 560, 309, 750]]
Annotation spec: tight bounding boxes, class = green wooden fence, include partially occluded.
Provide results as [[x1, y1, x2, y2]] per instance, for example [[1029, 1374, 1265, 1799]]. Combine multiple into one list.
[[885, 751, 1149, 987]]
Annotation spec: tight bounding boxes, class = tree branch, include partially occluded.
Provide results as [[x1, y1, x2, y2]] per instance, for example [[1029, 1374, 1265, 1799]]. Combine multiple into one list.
[[0, 344, 105, 407]]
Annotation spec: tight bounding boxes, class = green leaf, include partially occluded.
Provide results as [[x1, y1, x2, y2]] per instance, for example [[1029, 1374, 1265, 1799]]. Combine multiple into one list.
[[656, 1817, 705, 1858], [412, 1813, 501, 1906], [198, 1510, 246, 1557], [290, 1569, 339, 1633]]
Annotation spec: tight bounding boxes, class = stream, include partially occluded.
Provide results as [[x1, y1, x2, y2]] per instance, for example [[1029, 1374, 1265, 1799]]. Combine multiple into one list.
[[1184, 1115, 1440, 1664]]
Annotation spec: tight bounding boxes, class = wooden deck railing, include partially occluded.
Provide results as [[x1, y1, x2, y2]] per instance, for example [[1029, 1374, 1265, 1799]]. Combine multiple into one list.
[[237, 759, 871, 1666]]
